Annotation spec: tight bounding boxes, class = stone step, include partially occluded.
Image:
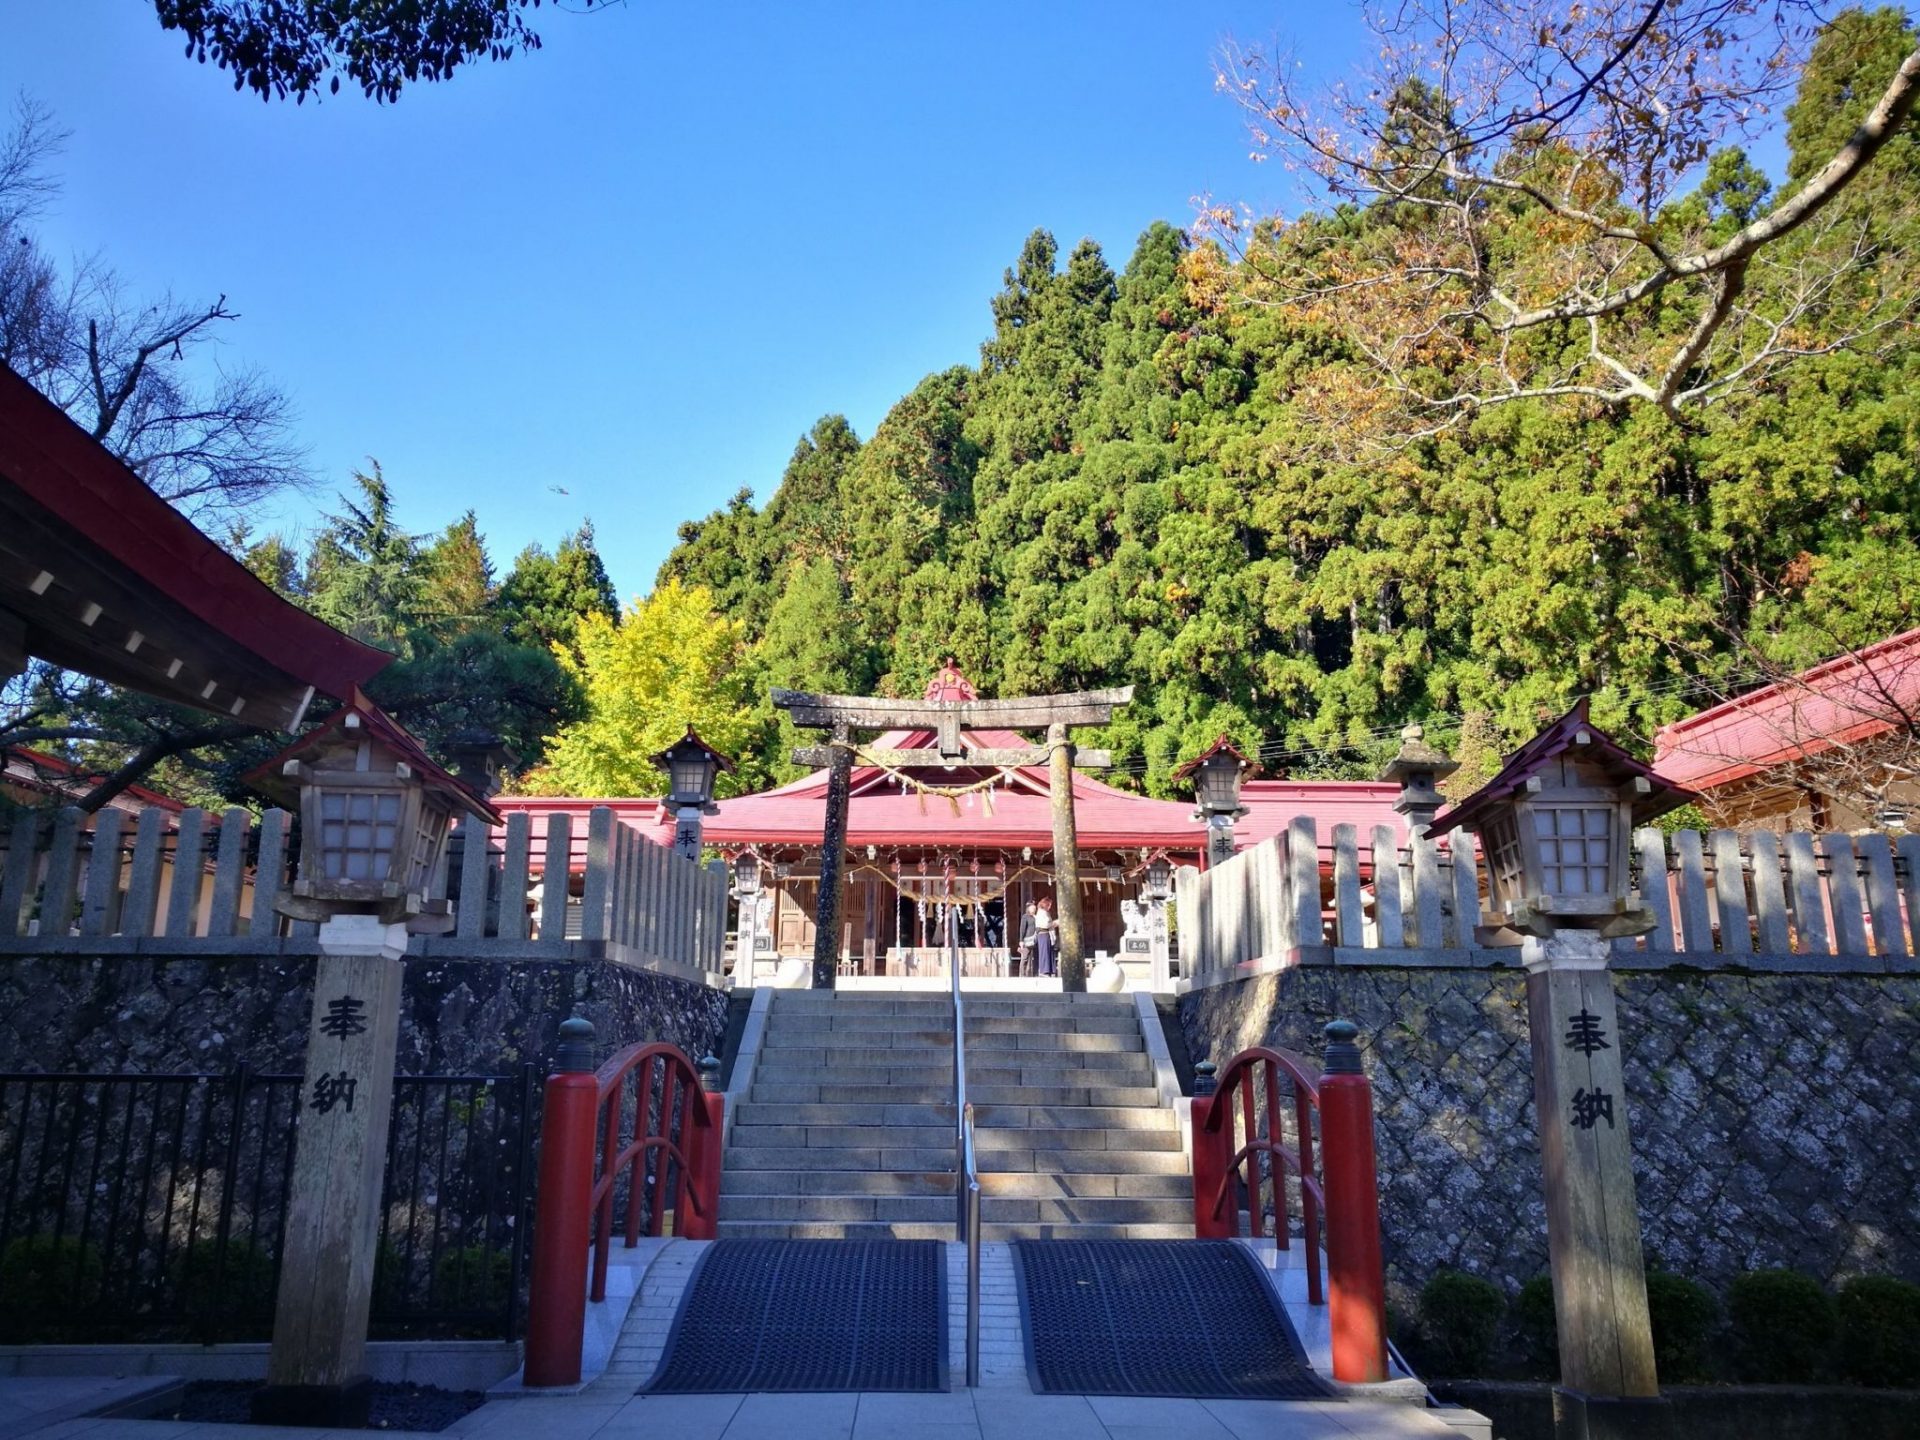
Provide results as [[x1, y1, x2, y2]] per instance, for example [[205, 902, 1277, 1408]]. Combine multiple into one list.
[[769, 995, 1134, 1013], [979, 1196, 1192, 1225], [723, 1168, 960, 1197], [764, 1013, 1141, 1036], [715, 1220, 1194, 1241], [748, 1052, 1144, 1075], [976, 1170, 1192, 1199], [723, 1144, 959, 1171], [735, 1101, 955, 1127], [759, 1030, 1142, 1054], [716, 1220, 959, 1241], [974, 1147, 1190, 1174], [750, 1082, 1163, 1108], [972, 1104, 1177, 1131], [754, 1050, 1153, 1079], [974, 1126, 1182, 1152], [719, 1193, 960, 1223], [716, 1191, 1193, 1226], [727, 1122, 953, 1148]]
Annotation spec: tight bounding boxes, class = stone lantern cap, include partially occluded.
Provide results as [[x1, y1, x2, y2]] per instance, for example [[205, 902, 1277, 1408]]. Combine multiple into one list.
[[1172, 734, 1262, 819], [1377, 724, 1461, 786], [1428, 698, 1693, 840], [247, 690, 499, 826], [1170, 733, 1262, 785]]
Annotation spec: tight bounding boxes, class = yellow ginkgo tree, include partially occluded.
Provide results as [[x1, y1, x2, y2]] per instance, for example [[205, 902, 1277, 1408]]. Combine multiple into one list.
[[517, 579, 764, 798]]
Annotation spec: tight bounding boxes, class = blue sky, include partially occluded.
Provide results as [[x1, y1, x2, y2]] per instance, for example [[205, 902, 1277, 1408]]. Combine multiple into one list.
[[0, 2, 1364, 600]]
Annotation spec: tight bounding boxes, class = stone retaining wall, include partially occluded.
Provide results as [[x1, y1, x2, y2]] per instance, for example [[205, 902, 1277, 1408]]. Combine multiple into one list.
[[1179, 957, 1920, 1307], [0, 944, 729, 1076]]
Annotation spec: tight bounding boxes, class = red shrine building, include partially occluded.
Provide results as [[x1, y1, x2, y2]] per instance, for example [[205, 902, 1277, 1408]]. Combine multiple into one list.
[[494, 665, 1407, 979]]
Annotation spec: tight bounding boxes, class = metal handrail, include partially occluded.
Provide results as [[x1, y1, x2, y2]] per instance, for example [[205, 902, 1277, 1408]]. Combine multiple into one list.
[[947, 897, 982, 1387]]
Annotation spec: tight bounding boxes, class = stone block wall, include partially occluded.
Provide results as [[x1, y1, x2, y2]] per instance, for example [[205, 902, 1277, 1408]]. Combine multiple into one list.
[[0, 944, 729, 1077], [1179, 959, 1920, 1307]]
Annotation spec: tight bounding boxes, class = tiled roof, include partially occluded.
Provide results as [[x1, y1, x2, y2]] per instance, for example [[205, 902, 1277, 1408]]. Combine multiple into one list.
[[1652, 627, 1920, 790]]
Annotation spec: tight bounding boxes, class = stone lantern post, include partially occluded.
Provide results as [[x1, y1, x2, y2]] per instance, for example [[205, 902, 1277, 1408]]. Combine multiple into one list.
[[246, 696, 498, 1427], [655, 726, 732, 862], [1428, 699, 1694, 1440], [1174, 735, 1257, 868]]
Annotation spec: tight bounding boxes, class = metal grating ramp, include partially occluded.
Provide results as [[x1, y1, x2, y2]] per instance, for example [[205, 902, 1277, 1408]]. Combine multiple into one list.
[[644, 1239, 948, 1393], [1012, 1239, 1338, 1400]]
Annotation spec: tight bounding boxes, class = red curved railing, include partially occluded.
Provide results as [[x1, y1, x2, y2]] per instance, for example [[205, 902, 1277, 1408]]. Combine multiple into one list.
[[1192, 1046, 1327, 1304], [1190, 1023, 1388, 1384], [524, 1024, 723, 1387]]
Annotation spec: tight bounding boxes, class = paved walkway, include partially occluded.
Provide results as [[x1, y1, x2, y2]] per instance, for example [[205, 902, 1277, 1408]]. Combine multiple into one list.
[[3, 1238, 1491, 1440], [15, 1389, 1481, 1440]]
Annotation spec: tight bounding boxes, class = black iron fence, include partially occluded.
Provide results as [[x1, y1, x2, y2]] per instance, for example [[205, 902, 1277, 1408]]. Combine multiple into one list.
[[0, 1066, 538, 1344]]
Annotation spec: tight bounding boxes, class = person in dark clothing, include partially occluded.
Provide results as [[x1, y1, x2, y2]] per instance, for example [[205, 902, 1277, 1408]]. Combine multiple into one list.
[[1017, 902, 1037, 976]]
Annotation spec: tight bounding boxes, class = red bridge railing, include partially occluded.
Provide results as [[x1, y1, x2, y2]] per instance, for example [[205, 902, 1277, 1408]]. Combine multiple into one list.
[[524, 1017, 724, 1387], [1191, 1019, 1388, 1383]]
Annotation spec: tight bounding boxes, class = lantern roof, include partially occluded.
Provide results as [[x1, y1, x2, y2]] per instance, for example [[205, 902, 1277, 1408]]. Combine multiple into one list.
[[1378, 724, 1460, 785], [246, 690, 499, 824], [1170, 734, 1262, 785], [1428, 698, 1692, 838], [651, 725, 736, 773]]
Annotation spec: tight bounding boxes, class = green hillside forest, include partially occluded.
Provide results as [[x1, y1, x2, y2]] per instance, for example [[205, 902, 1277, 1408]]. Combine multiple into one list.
[[657, 8, 1920, 800]]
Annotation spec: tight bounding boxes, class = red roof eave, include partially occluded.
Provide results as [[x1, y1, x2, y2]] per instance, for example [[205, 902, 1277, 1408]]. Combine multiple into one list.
[[0, 367, 391, 703]]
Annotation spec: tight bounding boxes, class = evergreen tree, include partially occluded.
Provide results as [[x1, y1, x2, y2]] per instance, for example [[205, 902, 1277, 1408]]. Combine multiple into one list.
[[497, 522, 619, 656]]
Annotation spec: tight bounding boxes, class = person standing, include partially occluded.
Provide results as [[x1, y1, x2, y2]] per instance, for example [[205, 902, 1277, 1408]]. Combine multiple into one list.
[[1017, 902, 1037, 976], [1033, 894, 1056, 977]]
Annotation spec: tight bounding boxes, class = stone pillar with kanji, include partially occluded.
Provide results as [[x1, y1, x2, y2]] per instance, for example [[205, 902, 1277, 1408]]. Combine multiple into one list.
[[255, 916, 409, 1426], [1525, 928, 1660, 1424]]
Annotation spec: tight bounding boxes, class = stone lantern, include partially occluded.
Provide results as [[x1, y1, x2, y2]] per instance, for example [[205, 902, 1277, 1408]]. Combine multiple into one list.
[[1174, 735, 1258, 867], [1429, 698, 1691, 942], [731, 848, 766, 984], [1144, 853, 1173, 902], [1427, 699, 1693, 1440], [654, 726, 732, 862], [244, 695, 497, 1428], [261, 701, 497, 935], [1134, 850, 1176, 990]]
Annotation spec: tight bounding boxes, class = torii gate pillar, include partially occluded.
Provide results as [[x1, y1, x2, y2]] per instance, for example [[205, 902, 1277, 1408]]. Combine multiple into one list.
[[773, 670, 1130, 992]]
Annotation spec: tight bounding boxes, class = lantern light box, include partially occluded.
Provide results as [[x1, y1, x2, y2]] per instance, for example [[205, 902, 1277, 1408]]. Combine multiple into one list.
[[249, 693, 499, 931], [1428, 699, 1695, 941]]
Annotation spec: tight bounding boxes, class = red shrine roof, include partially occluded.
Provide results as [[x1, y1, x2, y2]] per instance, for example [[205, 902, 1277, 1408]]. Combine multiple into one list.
[[680, 726, 1203, 850], [494, 728, 1413, 870], [1238, 780, 1406, 850], [1652, 627, 1920, 791]]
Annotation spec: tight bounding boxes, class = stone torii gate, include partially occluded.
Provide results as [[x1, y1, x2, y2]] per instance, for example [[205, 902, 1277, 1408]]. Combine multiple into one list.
[[773, 665, 1131, 990]]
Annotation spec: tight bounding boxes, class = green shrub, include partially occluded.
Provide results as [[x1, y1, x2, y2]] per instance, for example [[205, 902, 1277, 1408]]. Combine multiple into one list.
[[1513, 1275, 1559, 1374], [1838, 1276, 1920, 1389], [431, 1244, 514, 1316], [1418, 1269, 1505, 1376], [1645, 1272, 1719, 1381], [0, 1235, 105, 1341], [1728, 1269, 1835, 1383], [170, 1238, 277, 1338]]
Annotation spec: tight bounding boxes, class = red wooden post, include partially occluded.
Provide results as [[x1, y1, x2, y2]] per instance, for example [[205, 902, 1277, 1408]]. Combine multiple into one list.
[[1190, 1061, 1232, 1239], [1318, 1019, 1389, 1384], [682, 1064, 725, 1241], [524, 1018, 602, 1389]]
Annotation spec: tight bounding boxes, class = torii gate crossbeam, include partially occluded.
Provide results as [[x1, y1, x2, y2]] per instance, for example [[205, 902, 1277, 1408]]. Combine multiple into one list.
[[769, 683, 1132, 990]]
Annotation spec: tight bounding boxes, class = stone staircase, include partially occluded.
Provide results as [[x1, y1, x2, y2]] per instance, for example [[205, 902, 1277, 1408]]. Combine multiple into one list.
[[720, 990, 1192, 1240]]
